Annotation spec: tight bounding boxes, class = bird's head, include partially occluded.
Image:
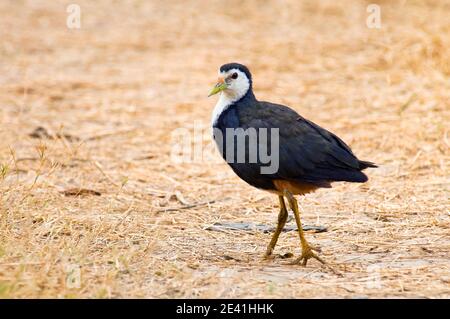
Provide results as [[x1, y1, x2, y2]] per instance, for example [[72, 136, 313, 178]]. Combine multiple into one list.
[[208, 63, 252, 101]]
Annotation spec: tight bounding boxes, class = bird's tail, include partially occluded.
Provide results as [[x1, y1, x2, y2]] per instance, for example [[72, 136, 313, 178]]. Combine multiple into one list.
[[358, 160, 378, 170]]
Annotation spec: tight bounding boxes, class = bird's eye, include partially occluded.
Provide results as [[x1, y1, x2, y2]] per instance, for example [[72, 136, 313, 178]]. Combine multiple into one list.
[[231, 72, 238, 79]]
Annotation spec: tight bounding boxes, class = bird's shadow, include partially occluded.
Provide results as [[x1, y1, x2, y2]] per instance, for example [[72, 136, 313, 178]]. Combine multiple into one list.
[[205, 221, 327, 234]]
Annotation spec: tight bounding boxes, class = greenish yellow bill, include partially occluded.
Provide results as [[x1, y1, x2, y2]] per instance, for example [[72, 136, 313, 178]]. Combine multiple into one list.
[[208, 83, 228, 97]]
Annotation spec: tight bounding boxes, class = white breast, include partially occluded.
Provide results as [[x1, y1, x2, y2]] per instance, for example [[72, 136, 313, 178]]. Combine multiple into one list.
[[211, 93, 234, 127]]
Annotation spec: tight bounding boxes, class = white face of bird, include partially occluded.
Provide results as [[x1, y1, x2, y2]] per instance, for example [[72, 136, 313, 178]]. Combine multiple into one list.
[[208, 68, 250, 102]]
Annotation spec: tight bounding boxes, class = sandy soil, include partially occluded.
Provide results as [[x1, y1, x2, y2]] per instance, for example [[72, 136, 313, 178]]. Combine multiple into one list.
[[0, 0, 449, 298]]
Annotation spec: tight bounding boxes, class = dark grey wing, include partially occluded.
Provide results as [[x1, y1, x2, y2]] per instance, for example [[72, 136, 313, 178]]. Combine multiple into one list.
[[239, 102, 375, 186]]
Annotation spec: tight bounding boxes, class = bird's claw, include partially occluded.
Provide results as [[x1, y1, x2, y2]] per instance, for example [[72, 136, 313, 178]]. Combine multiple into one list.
[[309, 244, 322, 253], [290, 246, 325, 266], [289, 247, 342, 276]]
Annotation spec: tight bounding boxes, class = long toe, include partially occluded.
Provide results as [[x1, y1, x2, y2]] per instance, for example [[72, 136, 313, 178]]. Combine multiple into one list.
[[289, 251, 342, 276], [290, 249, 326, 266]]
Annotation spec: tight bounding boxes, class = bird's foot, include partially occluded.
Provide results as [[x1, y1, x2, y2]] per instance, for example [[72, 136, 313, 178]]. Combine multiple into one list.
[[290, 244, 325, 266], [263, 252, 275, 260], [290, 244, 342, 275], [263, 251, 294, 260], [263, 246, 274, 260]]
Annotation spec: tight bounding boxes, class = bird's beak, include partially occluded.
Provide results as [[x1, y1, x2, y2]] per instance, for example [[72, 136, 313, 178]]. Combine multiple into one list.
[[208, 77, 227, 97]]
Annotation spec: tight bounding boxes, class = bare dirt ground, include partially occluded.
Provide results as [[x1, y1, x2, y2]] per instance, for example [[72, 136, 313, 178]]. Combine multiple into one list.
[[0, 0, 449, 298]]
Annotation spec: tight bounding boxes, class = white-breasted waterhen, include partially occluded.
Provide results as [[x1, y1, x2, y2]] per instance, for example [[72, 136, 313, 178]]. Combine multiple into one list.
[[209, 63, 376, 266]]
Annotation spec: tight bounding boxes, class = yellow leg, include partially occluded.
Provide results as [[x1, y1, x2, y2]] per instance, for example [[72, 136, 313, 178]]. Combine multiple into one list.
[[264, 195, 288, 258], [283, 190, 326, 266]]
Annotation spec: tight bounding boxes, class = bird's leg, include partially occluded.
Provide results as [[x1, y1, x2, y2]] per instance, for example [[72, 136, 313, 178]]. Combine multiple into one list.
[[283, 190, 326, 266], [264, 195, 288, 258]]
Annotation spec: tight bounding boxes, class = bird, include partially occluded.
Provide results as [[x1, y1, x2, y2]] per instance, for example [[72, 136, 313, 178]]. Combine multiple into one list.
[[208, 62, 377, 266]]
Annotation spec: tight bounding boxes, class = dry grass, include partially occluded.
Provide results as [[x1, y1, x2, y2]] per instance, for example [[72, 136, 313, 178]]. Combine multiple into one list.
[[0, 0, 449, 298]]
